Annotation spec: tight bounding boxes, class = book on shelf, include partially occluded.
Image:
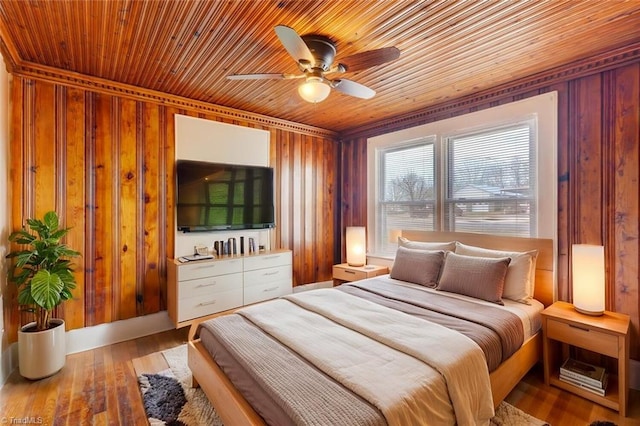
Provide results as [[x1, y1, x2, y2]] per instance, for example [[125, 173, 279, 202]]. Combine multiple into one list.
[[560, 358, 606, 388], [559, 372, 608, 396]]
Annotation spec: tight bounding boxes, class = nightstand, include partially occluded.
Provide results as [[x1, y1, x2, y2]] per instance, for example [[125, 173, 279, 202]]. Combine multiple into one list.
[[332, 263, 389, 286], [542, 301, 630, 416]]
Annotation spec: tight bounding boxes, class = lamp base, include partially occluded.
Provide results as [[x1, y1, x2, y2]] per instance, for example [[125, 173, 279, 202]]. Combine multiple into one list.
[[347, 262, 365, 267], [574, 305, 604, 316]]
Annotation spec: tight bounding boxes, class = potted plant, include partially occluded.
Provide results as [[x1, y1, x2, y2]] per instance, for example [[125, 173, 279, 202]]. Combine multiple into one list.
[[6, 210, 80, 379]]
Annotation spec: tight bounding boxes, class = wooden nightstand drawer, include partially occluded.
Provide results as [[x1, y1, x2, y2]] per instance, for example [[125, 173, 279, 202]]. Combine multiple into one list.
[[333, 267, 368, 281], [546, 318, 618, 358], [332, 264, 389, 286]]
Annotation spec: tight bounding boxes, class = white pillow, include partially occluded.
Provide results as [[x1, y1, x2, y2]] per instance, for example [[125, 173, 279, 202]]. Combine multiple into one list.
[[398, 236, 456, 252], [454, 242, 538, 304]]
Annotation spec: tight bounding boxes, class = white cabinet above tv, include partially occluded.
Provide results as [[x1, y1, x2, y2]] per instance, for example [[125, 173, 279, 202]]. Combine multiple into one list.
[[167, 249, 292, 328]]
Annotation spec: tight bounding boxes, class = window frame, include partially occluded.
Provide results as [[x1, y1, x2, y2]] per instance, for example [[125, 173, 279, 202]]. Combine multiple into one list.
[[367, 92, 558, 260]]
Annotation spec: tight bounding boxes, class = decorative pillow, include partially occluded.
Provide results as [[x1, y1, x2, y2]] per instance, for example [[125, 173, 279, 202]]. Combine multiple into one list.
[[390, 246, 445, 287], [398, 236, 456, 252], [455, 242, 538, 304], [437, 252, 511, 305]]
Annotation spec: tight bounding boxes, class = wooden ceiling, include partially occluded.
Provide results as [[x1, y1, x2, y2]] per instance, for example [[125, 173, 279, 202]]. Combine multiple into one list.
[[0, 1, 639, 134]]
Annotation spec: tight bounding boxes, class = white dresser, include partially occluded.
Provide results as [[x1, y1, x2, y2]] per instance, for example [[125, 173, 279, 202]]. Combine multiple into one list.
[[167, 249, 292, 328], [243, 251, 293, 305]]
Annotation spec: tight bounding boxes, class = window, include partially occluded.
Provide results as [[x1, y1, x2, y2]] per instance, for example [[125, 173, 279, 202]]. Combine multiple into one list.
[[445, 123, 535, 237], [368, 92, 557, 258], [377, 139, 436, 254]]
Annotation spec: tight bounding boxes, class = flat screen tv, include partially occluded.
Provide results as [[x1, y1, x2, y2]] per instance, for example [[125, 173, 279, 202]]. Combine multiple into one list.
[[176, 160, 275, 232]]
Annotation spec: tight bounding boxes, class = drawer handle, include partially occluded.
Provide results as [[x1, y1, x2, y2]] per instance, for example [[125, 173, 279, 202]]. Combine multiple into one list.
[[196, 282, 217, 288], [263, 271, 280, 276], [344, 270, 356, 274], [194, 264, 214, 270], [263, 255, 280, 260], [197, 300, 217, 307], [263, 286, 279, 292], [568, 324, 590, 332]]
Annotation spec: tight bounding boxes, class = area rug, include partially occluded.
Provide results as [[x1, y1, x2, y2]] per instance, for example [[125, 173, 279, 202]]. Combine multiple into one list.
[[137, 344, 222, 425], [137, 344, 549, 426]]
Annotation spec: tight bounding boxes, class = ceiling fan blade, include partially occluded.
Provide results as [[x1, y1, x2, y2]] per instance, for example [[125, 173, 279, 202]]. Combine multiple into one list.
[[227, 73, 301, 80], [274, 25, 315, 66], [331, 79, 376, 99], [338, 46, 400, 73]]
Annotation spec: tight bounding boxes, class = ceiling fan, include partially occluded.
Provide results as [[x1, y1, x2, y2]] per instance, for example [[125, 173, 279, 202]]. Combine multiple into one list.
[[227, 25, 400, 103]]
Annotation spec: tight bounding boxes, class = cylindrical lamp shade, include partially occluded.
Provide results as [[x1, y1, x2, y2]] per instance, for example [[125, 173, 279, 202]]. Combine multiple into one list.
[[572, 244, 605, 316], [346, 226, 366, 267]]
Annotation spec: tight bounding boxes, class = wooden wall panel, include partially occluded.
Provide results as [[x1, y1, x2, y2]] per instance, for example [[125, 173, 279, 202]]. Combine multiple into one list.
[[609, 64, 640, 356], [270, 130, 340, 286], [339, 61, 640, 361], [553, 81, 571, 302], [571, 74, 604, 245], [141, 104, 163, 315], [339, 136, 370, 260], [118, 98, 138, 320], [6, 77, 340, 340], [33, 82, 56, 217], [59, 87, 86, 330], [164, 106, 178, 262], [8, 77, 25, 336], [91, 93, 116, 326]]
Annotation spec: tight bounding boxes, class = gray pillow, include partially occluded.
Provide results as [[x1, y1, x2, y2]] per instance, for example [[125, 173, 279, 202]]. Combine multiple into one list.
[[398, 236, 456, 252], [455, 242, 538, 304], [437, 252, 511, 304], [390, 246, 445, 287]]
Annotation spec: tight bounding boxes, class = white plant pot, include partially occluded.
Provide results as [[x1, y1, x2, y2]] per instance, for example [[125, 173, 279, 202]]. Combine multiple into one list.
[[18, 319, 66, 380]]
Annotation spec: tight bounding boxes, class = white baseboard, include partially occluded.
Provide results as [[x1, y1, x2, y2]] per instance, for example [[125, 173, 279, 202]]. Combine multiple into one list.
[[0, 342, 18, 387], [65, 311, 174, 354]]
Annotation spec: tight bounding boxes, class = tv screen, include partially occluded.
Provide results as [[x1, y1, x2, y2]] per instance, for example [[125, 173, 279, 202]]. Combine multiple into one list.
[[176, 160, 275, 232]]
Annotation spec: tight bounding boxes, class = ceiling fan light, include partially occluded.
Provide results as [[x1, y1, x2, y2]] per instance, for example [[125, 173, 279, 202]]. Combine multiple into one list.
[[298, 80, 331, 103]]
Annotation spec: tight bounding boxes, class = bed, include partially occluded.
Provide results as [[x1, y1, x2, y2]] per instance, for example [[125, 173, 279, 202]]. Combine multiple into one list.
[[187, 231, 554, 425]]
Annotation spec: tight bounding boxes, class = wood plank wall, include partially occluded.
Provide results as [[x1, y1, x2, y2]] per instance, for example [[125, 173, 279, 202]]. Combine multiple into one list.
[[6, 77, 339, 340], [340, 62, 640, 361]]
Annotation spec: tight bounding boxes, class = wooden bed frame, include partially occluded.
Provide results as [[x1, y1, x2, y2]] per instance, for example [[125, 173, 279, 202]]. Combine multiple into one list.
[[188, 231, 555, 426]]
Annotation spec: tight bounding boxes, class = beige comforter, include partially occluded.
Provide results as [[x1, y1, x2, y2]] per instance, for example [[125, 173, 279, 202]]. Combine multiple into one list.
[[238, 288, 494, 426]]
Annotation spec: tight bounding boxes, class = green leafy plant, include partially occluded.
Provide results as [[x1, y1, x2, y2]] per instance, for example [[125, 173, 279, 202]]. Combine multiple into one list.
[[6, 211, 80, 331]]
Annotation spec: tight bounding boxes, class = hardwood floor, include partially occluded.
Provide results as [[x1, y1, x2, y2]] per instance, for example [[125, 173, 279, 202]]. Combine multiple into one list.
[[1, 327, 638, 425], [0, 327, 190, 425]]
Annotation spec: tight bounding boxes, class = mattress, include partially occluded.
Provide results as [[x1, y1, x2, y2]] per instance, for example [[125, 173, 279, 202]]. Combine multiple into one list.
[[196, 275, 543, 426]]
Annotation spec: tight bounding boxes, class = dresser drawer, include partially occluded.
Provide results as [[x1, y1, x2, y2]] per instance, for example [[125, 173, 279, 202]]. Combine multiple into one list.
[[243, 251, 292, 271], [244, 279, 292, 305], [178, 258, 242, 281], [244, 265, 292, 288], [178, 273, 242, 299], [546, 318, 619, 358], [178, 288, 243, 322], [333, 267, 367, 282]]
